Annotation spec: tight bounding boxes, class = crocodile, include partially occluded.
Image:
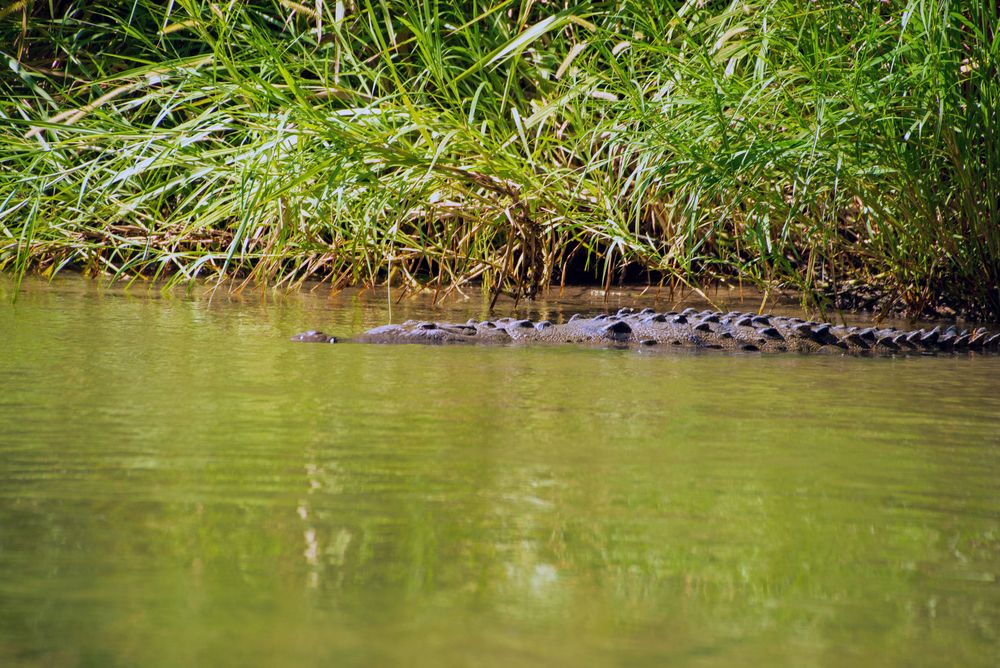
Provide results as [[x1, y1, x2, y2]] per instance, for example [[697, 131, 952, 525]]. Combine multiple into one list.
[[292, 308, 1000, 355]]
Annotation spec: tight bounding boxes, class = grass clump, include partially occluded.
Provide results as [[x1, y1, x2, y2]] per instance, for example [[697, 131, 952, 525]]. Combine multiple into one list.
[[1, 0, 998, 317]]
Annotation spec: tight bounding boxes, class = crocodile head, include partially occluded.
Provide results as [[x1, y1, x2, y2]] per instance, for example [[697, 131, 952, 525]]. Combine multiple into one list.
[[291, 330, 337, 343]]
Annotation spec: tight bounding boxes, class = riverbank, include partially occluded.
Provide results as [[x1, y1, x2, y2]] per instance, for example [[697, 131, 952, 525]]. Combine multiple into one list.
[[2, 1, 998, 319], [7, 273, 998, 335]]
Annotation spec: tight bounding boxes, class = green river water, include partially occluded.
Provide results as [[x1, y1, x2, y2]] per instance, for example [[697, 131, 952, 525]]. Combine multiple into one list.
[[1, 276, 998, 667]]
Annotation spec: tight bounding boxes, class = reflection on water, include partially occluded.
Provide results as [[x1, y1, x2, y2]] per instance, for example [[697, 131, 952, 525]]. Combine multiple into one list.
[[1, 277, 999, 667]]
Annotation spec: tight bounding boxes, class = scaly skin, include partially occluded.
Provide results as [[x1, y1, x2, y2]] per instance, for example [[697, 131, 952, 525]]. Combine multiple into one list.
[[292, 308, 1000, 355]]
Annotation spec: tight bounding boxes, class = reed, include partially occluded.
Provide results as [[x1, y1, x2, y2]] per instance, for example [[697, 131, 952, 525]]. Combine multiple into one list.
[[1, 1, 997, 317]]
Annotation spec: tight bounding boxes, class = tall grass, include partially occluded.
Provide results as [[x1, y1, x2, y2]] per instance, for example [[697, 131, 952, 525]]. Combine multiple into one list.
[[1, 1, 997, 317]]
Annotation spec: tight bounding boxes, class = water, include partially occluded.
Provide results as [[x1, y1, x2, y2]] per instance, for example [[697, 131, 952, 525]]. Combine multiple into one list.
[[1, 276, 998, 667]]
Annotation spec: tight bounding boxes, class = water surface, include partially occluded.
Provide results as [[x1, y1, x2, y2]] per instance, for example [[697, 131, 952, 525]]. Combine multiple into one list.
[[1, 277, 998, 667]]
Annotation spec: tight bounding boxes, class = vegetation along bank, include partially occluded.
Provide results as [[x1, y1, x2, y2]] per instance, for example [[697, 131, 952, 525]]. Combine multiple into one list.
[[1, 1, 998, 319]]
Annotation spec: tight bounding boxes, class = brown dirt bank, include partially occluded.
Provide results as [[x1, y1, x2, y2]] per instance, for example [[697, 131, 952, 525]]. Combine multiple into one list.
[[7, 271, 995, 330]]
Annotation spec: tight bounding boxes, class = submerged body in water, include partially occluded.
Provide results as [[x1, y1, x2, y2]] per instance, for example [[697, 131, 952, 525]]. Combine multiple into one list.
[[293, 307, 1000, 355]]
